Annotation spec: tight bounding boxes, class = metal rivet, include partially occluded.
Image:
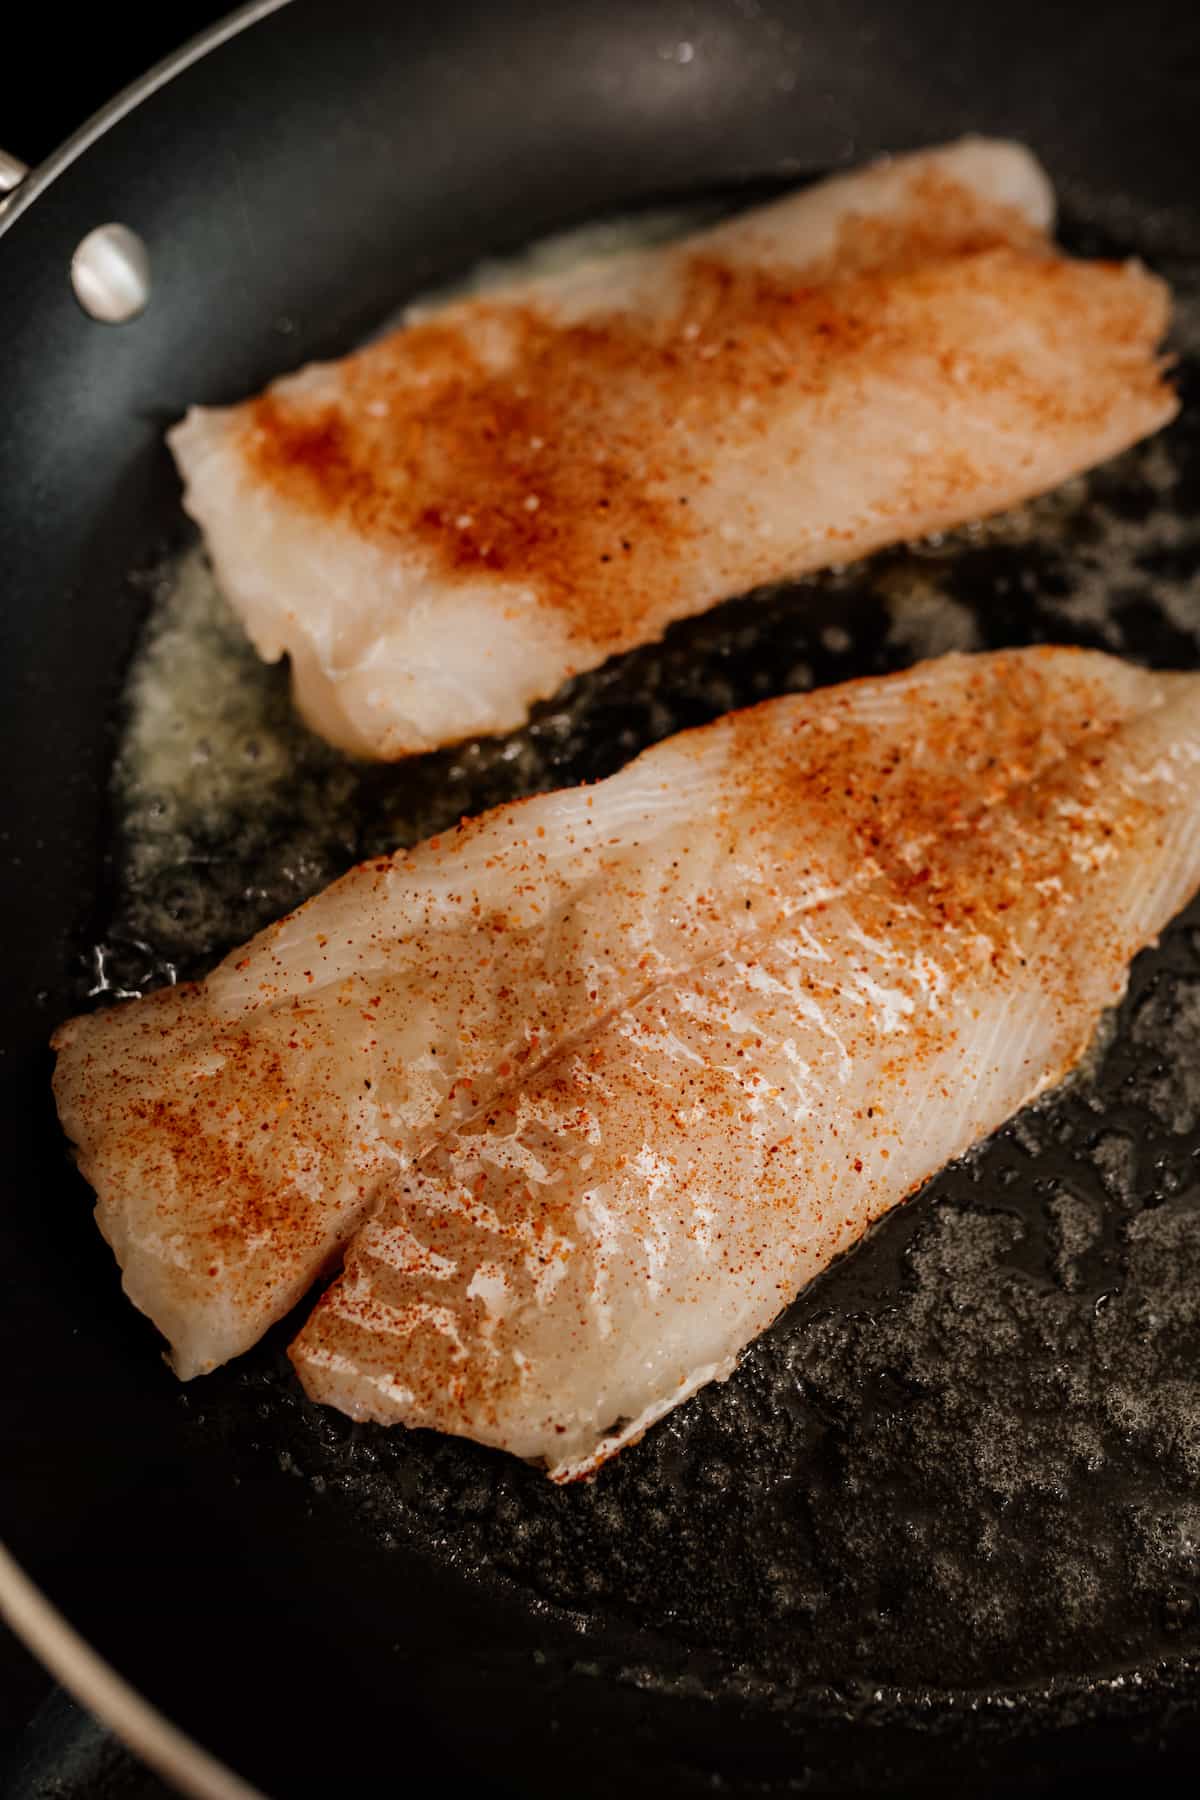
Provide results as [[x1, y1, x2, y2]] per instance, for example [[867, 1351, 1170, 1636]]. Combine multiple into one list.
[[70, 224, 151, 323], [0, 149, 28, 196]]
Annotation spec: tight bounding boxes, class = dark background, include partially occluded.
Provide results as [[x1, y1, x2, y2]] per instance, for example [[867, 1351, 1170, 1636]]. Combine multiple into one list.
[[1, 7, 234, 1773], [1, 5, 234, 169]]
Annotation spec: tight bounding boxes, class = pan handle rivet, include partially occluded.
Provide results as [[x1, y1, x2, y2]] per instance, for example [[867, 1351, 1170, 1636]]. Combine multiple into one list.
[[70, 223, 151, 323]]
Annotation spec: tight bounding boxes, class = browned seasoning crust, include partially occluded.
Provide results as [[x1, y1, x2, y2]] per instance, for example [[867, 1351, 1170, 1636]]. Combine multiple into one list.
[[241, 170, 1172, 654]]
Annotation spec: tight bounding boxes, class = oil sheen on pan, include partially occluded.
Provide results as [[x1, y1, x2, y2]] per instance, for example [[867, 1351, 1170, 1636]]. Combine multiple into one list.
[[168, 138, 1176, 758]]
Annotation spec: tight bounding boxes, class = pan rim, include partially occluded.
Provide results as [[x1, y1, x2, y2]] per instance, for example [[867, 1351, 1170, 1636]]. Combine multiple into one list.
[[0, 7, 294, 1789], [0, 1543, 263, 1800]]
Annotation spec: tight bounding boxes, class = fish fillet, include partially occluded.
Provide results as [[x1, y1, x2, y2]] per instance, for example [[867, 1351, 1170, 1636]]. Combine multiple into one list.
[[53, 652, 1200, 1456], [167, 138, 1177, 760], [290, 650, 1200, 1478]]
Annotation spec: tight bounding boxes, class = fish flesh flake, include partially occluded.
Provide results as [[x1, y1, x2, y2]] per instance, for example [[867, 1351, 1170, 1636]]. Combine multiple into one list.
[[168, 140, 1176, 759], [52, 650, 1200, 1480]]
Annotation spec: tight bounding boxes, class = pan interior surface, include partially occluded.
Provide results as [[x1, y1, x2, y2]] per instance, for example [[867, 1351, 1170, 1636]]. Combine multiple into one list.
[[98, 183, 1200, 1729], [5, 2, 1200, 1794]]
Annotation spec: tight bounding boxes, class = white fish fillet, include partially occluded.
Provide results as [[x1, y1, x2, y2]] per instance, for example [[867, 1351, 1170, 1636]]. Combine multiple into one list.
[[167, 139, 1177, 759], [290, 650, 1200, 1478], [53, 651, 1200, 1466]]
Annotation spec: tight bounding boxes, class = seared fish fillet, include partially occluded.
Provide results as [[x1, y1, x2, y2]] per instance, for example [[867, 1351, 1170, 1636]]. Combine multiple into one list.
[[168, 139, 1176, 759], [53, 652, 1200, 1458], [290, 650, 1200, 1477]]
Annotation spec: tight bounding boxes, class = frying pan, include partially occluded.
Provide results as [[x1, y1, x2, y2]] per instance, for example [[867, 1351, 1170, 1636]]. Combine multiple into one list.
[[4, 1, 1200, 1793]]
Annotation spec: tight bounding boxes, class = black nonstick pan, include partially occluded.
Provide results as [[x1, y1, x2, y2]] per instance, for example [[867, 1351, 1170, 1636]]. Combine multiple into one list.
[[4, 2, 1200, 1794]]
